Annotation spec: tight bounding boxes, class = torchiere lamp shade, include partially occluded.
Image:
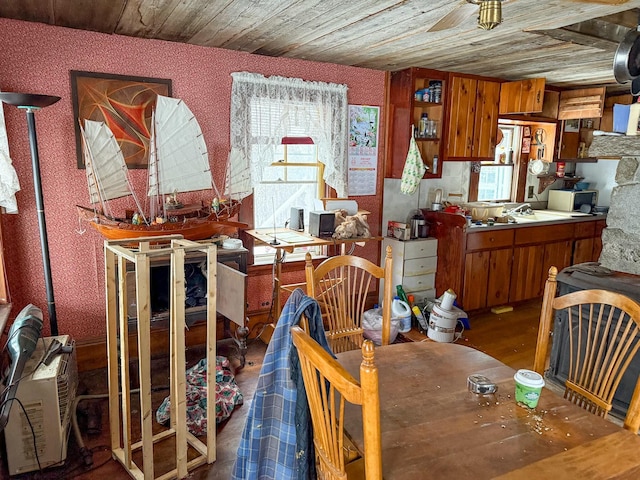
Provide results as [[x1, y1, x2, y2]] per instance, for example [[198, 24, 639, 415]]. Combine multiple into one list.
[[0, 93, 61, 109]]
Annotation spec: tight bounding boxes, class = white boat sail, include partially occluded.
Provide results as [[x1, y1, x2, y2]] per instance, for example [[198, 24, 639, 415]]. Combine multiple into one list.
[[81, 119, 147, 222], [148, 95, 216, 219], [77, 95, 244, 241]]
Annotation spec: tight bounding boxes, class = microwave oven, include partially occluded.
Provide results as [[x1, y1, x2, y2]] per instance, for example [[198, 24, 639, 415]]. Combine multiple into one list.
[[547, 189, 598, 212]]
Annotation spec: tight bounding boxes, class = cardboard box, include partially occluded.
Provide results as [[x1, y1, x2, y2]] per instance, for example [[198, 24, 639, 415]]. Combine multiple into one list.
[[613, 104, 630, 134], [387, 221, 410, 240]]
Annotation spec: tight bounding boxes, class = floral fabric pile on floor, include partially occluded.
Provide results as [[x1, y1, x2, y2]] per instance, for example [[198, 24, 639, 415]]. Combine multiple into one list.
[[156, 356, 243, 435]]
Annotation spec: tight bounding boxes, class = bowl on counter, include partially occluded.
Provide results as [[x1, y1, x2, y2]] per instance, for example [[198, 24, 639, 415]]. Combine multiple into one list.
[[462, 202, 505, 221], [574, 182, 590, 191]]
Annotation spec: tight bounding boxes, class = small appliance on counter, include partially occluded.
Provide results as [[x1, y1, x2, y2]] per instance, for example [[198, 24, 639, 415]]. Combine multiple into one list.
[[407, 209, 428, 239], [547, 189, 598, 212], [431, 188, 443, 211]]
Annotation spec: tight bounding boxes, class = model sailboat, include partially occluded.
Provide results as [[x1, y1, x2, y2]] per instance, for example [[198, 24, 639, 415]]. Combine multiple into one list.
[[77, 95, 244, 241]]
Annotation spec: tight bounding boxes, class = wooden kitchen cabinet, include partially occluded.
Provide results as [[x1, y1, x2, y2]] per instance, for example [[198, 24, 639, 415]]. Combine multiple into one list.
[[444, 74, 500, 160], [463, 248, 513, 310], [424, 210, 605, 311], [510, 224, 574, 301], [510, 244, 545, 302], [499, 78, 546, 115], [386, 67, 447, 178], [573, 219, 605, 264], [463, 229, 514, 310]]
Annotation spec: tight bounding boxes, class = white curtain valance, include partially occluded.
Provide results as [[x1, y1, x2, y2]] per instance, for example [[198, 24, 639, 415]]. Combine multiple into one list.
[[227, 72, 348, 200]]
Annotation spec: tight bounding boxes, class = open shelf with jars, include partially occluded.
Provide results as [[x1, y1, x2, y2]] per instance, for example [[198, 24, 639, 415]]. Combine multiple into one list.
[[386, 67, 447, 179]]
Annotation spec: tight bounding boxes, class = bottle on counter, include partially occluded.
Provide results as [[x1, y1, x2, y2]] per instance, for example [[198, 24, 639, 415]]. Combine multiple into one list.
[[432, 155, 439, 174]]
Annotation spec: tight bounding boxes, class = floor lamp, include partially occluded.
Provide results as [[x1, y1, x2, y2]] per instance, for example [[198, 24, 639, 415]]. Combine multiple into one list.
[[0, 92, 61, 336]]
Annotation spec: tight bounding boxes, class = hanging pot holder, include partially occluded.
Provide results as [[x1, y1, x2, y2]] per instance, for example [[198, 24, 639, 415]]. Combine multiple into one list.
[[400, 125, 427, 195]]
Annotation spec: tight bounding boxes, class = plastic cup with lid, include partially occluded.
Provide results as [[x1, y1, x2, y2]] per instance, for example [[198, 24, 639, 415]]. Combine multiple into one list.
[[514, 369, 545, 409]]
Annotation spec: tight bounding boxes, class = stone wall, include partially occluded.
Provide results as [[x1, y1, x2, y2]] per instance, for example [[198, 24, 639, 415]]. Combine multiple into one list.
[[598, 156, 640, 275]]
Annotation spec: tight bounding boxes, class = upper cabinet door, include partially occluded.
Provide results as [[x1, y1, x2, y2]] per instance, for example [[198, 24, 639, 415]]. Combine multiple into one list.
[[473, 80, 501, 160], [386, 67, 447, 178], [499, 78, 546, 114], [446, 76, 477, 159]]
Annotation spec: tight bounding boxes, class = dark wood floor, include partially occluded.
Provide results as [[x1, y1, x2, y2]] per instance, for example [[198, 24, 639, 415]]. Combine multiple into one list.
[[3, 299, 543, 479]]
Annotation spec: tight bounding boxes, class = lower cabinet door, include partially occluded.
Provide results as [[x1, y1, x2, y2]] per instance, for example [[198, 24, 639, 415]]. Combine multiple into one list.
[[510, 245, 545, 302], [463, 251, 490, 311], [573, 237, 596, 265], [463, 248, 512, 311], [487, 248, 513, 307]]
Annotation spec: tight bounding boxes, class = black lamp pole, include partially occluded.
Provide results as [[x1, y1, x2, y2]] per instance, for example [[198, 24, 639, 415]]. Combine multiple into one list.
[[0, 92, 61, 336]]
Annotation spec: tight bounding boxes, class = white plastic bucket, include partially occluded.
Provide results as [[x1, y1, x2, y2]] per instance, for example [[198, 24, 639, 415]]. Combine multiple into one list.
[[427, 304, 462, 342]]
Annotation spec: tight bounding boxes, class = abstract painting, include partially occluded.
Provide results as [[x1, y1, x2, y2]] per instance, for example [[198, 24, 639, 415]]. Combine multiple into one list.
[[71, 71, 172, 169]]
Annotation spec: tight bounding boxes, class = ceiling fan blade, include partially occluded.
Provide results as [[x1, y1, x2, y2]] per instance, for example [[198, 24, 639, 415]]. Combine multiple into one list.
[[428, 2, 478, 33]]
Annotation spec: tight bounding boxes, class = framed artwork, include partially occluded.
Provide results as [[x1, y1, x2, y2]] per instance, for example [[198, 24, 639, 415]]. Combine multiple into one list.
[[565, 119, 580, 133], [523, 126, 531, 137], [71, 71, 172, 169], [521, 136, 531, 154]]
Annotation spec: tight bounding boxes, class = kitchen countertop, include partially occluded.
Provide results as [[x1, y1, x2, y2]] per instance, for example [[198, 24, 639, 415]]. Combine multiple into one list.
[[466, 211, 606, 231]]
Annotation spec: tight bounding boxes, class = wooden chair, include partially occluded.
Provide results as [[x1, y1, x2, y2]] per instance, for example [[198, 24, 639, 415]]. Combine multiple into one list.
[[291, 325, 382, 480], [305, 246, 393, 353], [534, 266, 640, 433]]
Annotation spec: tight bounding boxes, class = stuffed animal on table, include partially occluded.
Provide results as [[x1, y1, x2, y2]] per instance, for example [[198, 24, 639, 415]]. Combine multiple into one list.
[[332, 211, 371, 239]]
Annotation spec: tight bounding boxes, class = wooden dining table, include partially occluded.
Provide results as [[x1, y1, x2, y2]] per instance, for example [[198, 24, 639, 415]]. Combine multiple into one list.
[[338, 341, 640, 479]]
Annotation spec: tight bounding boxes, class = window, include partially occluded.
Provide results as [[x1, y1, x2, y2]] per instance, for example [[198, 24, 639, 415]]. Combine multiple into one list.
[[228, 72, 348, 264], [252, 139, 326, 263], [476, 125, 519, 202], [254, 139, 324, 230]]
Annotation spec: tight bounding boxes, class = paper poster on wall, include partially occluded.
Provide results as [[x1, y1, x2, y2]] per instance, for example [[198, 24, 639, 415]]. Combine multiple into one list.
[[348, 105, 379, 196]]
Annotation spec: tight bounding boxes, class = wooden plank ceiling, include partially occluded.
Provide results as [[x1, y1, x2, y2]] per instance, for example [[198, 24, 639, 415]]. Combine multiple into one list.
[[2, 0, 640, 89]]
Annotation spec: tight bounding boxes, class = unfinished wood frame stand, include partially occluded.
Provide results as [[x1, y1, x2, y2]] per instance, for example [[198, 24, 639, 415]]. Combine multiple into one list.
[[104, 235, 217, 480]]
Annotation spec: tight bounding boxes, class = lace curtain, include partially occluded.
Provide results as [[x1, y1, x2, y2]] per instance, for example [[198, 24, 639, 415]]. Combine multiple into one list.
[[0, 92, 19, 214], [227, 72, 348, 200]]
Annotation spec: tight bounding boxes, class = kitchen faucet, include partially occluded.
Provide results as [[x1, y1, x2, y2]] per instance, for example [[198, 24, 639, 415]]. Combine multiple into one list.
[[507, 203, 532, 215]]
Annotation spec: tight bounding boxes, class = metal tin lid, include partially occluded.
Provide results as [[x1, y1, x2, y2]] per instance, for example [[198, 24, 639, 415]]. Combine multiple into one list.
[[514, 369, 545, 388], [467, 374, 498, 394]]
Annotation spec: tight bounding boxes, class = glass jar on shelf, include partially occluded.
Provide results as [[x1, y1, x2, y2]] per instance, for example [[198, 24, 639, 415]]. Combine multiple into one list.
[[418, 113, 429, 138]]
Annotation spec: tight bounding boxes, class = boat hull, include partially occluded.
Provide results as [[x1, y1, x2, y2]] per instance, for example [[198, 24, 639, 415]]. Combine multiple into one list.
[[77, 205, 247, 241]]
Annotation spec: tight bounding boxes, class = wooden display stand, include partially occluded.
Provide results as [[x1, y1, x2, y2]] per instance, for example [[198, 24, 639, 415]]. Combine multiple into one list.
[[104, 235, 217, 480]]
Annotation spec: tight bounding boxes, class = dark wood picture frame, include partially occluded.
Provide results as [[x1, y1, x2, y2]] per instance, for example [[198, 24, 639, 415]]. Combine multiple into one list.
[[71, 71, 172, 169]]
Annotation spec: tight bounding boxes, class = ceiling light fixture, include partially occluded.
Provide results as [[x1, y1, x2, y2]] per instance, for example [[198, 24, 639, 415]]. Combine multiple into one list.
[[468, 0, 503, 31]]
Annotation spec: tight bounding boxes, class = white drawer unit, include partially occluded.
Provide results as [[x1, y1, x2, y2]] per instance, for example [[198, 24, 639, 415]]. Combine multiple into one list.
[[380, 237, 438, 305]]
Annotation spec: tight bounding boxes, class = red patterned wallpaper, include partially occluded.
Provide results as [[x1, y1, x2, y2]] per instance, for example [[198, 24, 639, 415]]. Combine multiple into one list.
[[0, 19, 386, 341]]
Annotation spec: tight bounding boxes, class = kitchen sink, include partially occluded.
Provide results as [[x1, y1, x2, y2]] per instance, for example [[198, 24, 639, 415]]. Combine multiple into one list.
[[512, 210, 577, 223]]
